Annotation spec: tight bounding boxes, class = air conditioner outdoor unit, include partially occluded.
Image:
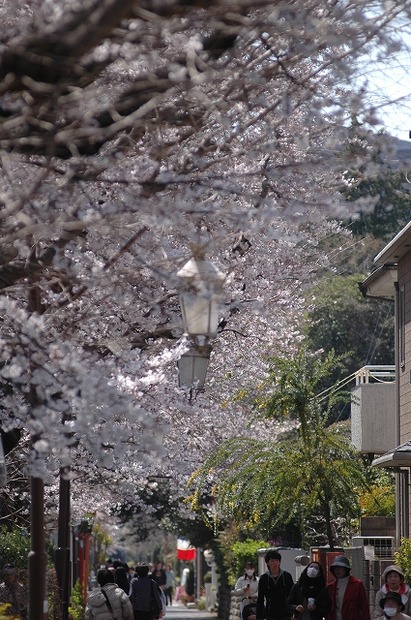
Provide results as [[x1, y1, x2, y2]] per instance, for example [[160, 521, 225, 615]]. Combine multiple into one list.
[[352, 536, 394, 559]]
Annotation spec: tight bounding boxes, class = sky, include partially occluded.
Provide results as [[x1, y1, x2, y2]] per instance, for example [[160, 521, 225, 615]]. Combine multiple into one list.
[[369, 67, 411, 140], [361, 19, 411, 141]]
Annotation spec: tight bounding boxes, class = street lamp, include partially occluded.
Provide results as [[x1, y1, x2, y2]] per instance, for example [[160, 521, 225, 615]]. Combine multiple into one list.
[[177, 256, 225, 337], [177, 252, 225, 390], [177, 344, 212, 389]]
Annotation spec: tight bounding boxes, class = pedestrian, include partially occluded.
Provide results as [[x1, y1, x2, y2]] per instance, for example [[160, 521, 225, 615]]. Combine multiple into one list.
[[85, 568, 133, 620], [129, 563, 164, 620], [115, 565, 131, 594], [256, 549, 294, 620], [176, 568, 190, 602], [0, 564, 27, 619], [164, 564, 175, 606], [287, 561, 327, 620], [234, 561, 259, 620], [375, 591, 411, 620], [326, 555, 370, 620], [373, 566, 411, 619], [152, 562, 167, 594], [124, 564, 133, 584]]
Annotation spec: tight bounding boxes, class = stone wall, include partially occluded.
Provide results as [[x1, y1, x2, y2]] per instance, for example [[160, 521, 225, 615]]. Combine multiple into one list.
[[217, 586, 234, 620], [229, 590, 241, 620]]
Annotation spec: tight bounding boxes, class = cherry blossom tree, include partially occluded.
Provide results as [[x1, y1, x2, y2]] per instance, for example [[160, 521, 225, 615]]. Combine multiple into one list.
[[0, 0, 409, 554]]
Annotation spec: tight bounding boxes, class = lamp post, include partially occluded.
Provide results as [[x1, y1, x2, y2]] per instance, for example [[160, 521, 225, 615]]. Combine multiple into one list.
[[177, 253, 225, 390], [203, 549, 218, 611]]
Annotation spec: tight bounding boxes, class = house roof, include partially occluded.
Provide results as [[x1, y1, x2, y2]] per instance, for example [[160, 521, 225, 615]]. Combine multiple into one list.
[[372, 441, 411, 468], [374, 221, 411, 266], [360, 221, 411, 298]]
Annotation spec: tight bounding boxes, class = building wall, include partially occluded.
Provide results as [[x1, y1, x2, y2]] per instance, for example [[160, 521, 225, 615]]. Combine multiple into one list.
[[399, 253, 411, 442], [351, 383, 396, 453]]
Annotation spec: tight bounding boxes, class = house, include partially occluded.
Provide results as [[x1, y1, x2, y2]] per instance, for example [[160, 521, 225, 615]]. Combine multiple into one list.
[[360, 221, 411, 545]]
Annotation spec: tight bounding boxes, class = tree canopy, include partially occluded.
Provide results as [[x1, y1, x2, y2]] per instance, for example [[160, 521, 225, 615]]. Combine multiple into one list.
[[0, 0, 409, 544], [190, 350, 370, 549], [303, 273, 394, 415]]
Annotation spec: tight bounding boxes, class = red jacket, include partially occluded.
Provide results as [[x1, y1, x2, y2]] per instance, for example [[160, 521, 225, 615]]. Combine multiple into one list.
[[327, 576, 370, 620]]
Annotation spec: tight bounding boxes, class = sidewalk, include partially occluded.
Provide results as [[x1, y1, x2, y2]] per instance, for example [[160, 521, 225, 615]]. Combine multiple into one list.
[[165, 600, 221, 620]]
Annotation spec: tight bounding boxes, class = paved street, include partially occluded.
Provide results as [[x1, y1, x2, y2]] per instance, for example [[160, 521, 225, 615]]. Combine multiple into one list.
[[165, 600, 221, 620]]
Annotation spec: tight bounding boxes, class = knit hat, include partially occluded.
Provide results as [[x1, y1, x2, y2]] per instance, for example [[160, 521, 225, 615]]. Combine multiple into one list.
[[330, 556, 351, 576], [382, 565, 405, 581], [380, 591, 405, 611]]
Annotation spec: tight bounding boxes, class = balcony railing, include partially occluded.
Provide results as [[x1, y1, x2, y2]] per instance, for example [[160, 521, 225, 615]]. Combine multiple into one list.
[[355, 365, 396, 385]]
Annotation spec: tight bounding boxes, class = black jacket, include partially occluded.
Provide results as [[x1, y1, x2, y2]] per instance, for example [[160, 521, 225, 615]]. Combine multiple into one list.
[[287, 580, 328, 620], [129, 576, 162, 614], [257, 570, 294, 620]]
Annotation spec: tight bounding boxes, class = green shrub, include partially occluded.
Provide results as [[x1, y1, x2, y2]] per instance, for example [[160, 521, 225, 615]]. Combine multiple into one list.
[[0, 526, 30, 568], [227, 539, 267, 586], [48, 567, 63, 620], [197, 598, 206, 610], [68, 580, 85, 620], [0, 602, 18, 619], [395, 538, 411, 583]]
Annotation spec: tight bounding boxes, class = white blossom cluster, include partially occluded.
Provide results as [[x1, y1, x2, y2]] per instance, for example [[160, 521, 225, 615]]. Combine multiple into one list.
[[0, 0, 409, 529]]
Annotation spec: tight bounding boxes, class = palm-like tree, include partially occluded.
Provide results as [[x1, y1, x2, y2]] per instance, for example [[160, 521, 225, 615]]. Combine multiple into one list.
[[190, 349, 368, 548]]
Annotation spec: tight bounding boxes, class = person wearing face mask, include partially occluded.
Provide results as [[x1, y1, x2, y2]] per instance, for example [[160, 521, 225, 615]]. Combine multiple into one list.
[[234, 562, 259, 620], [326, 556, 370, 620], [377, 591, 411, 620], [373, 567, 411, 620], [287, 562, 328, 620]]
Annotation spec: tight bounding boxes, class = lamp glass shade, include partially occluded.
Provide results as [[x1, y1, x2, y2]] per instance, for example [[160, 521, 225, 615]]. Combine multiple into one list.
[[177, 347, 210, 389], [179, 293, 220, 336], [177, 258, 225, 337]]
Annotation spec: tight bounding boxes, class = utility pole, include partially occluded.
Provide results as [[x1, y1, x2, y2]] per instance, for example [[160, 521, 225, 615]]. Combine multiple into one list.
[[55, 472, 71, 620], [28, 477, 48, 620], [27, 256, 48, 620]]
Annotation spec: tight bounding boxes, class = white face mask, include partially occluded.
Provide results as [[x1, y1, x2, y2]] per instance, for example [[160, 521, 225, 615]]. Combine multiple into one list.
[[246, 569, 254, 577], [306, 567, 319, 579], [384, 608, 398, 617]]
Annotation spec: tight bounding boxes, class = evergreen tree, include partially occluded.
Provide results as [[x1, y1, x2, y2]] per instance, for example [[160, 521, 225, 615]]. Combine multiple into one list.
[[303, 273, 394, 421], [190, 349, 368, 548]]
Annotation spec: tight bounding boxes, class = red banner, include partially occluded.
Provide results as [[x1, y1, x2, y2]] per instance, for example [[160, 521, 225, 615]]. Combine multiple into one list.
[[177, 538, 196, 561], [177, 548, 196, 561]]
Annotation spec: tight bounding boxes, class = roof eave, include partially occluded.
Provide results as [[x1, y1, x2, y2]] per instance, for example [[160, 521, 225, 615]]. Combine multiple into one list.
[[359, 264, 397, 299], [372, 442, 411, 468], [374, 221, 411, 265]]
